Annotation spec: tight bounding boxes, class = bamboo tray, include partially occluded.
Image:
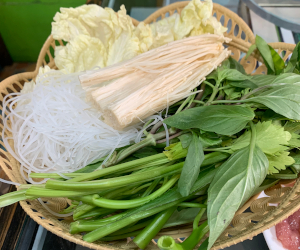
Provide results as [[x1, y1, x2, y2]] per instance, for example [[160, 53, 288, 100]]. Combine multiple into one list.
[[0, 2, 298, 249]]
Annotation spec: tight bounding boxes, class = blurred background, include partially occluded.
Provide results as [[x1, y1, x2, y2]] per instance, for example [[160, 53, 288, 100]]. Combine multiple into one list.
[[0, 0, 300, 249], [1, 0, 300, 82]]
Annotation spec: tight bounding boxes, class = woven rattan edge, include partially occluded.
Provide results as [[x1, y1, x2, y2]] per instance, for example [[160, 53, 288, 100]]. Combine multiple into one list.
[[0, 4, 298, 250], [212, 177, 300, 250], [19, 200, 114, 250]]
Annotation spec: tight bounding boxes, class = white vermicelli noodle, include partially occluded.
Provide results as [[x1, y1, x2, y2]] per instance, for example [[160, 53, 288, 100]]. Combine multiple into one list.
[[2, 70, 141, 183]]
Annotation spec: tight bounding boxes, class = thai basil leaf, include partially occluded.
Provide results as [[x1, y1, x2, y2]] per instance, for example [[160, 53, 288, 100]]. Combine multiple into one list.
[[248, 73, 300, 89], [228, 57, 246, 74], [229, 80, 258, 89], [245, 44, 257, 59], [178, 133, 204, 197], [268, 45, 285, 75], [244, 85, 300, 120], [271, 73, 300, 86], [178, 133, 193, 149], [207, 145, 269, 249], [218, 69, 250, 82], [284, 42, 300, 73], [164, 106, 255, 136], [255, 35, 275, 74], [250, 74, 277, 87], [199, 133, 222, 148]]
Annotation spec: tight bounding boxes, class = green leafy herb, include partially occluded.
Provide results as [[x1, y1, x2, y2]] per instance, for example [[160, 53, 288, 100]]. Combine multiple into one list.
[[178, 133, 204, 197], [249, 74, 277, 87], [164, 207, 202, 228], [245, 44, 257, 59], [243, 85, 300, 120], [267, 151, 295, 174], [231, 121, 291, 154], [218, 69, 250, 82], [284, 42, 300, 73], [164, 106, 255, 136], [199, 133, 222, 148], [163, 142, 188, 160], [178, 133, 193, 148], [287, 133, 300, 148], [228, 57, 246, 74], [284, 121, 300, 134], [255, 35, 275, 74], [229, 80, 258, 89], [268, 45, 285, 75], [207, 123, 269, 249]]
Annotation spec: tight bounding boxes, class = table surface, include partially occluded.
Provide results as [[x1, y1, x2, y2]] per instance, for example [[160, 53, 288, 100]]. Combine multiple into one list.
[[2, 0, 298, 249]]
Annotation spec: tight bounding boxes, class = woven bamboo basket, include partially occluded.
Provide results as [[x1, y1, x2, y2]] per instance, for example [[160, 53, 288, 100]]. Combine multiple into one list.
[[0, 2, 298, 249]]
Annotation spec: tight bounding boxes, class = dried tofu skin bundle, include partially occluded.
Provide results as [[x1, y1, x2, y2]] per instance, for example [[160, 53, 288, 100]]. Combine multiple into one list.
[[80, 34, 231, 130]]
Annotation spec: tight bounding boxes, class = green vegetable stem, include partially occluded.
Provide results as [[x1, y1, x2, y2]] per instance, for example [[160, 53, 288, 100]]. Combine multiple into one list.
[[72, 175, 179, 209], [157, 221, 209, 250], [133, 207, 177, 249]]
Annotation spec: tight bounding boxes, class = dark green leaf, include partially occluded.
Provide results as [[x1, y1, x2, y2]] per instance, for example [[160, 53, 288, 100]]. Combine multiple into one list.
[[250, 74, 277, 87], [271, 73, 300, 86], [164, 207, 201, 228], [266, 168, 297, 179], [178, 133, 193, 149], [200, 152, 230, 168], [291, 153, 300, 165], [255, 35, 275, 74], [224, 87, 242, 100], [229, 80, 258, 89], [268, 45, 285, 75], [291, 163, 300, 174], [260, 109, 286, 121], [206, 71, 219, 81], [218, 69, 250, 82], [244, 85, 300, 120], [207, 145, 269, 249], [284, 121, 300, 134], [198, 237, 209, 250], [164, 106, 255, 136], [245, 44, 257, 59], [133, 147, 158, 159], [201, 84, 214, 101], [228, 57, 246, 74], [285, 42, 300, 73], [221, 59, 230, 69], [178, 133, 205, 197], [199, 134, 222, 148]]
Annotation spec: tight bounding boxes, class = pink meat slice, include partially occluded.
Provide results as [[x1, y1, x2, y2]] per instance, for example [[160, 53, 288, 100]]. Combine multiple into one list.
[[276, 209, 300, 250]]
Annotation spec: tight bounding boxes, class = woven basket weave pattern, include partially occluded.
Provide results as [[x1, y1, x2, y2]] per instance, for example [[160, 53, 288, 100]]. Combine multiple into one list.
[[0, 2, 298, 249]]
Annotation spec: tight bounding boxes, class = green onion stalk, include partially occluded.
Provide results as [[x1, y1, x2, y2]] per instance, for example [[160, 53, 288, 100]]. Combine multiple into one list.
[[157, 221, 209, 250], [157, 200, 208, 250]]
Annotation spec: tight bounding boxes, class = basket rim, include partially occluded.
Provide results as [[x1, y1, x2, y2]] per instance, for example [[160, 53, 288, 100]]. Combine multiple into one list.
[[0, 2, 298, 250]]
